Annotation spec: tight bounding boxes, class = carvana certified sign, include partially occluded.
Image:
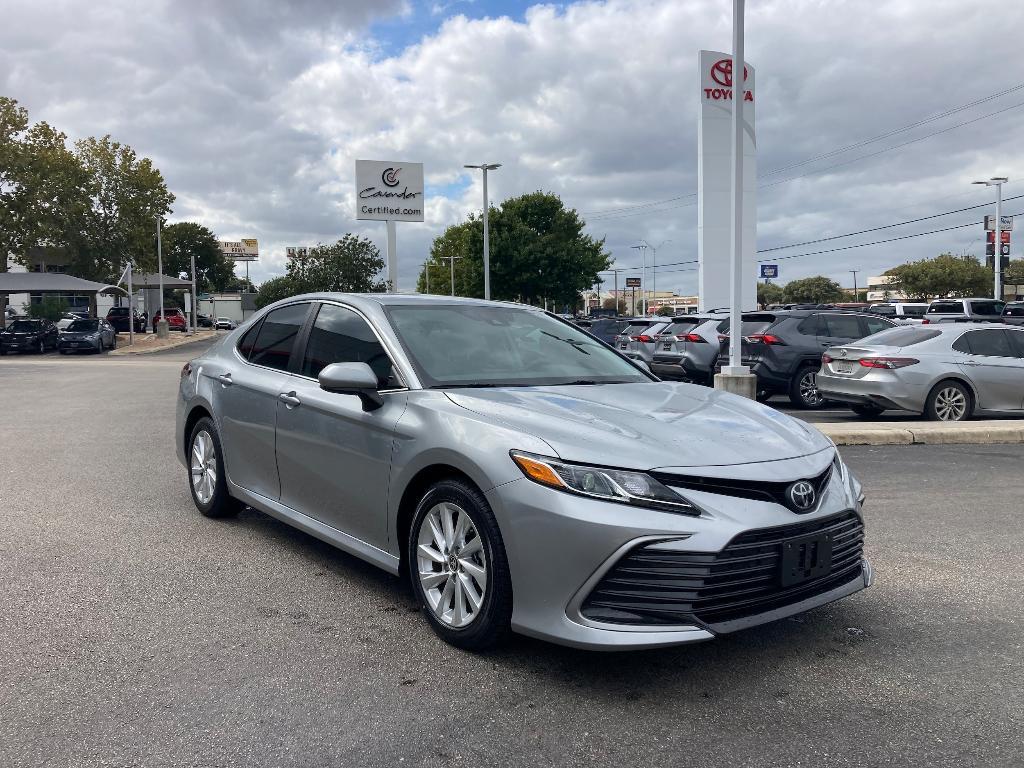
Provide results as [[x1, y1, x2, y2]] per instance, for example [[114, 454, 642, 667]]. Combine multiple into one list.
[[355, 160, 425, 222]]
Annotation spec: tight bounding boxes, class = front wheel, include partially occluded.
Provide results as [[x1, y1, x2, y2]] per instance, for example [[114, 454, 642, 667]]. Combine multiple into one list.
[[925, 381, 971, 422], [789, 365, 825, 409], [408, 479, 512, 651], [188, 418, 242, 518]]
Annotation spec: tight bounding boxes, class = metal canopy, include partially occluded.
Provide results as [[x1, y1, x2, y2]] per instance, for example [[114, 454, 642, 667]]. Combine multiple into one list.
[[0, 272, 126, 296], [129, 272, 193, 289]]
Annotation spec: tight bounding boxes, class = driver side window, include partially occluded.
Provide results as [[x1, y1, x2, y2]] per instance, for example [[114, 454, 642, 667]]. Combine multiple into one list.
[[301, 304, 401, 388]]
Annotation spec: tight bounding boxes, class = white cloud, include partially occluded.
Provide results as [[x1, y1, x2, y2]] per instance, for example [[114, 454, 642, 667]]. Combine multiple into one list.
[[4, 0, 1024, 294]]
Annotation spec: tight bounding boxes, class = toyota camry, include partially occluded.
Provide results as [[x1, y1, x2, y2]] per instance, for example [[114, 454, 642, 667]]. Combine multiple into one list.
[[176, 294, 870, 651]]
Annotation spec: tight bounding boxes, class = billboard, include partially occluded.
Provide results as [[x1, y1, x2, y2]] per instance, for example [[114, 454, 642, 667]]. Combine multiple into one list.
[[355, 160, 425, 222], [759, 264, 778, 279], [984, 215, 1013, 231], [625, 277, 641, 287], [220, 239, 259, 262], [698, 50, 757, 312]]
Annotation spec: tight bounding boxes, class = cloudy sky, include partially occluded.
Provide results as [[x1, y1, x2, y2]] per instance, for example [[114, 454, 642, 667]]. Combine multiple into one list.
[[4, 0, 1024, 295]]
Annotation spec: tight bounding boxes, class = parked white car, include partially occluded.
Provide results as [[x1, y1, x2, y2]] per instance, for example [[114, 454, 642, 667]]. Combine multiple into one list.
[[215, 317, 237, 330], [867, 303, 929, 325]]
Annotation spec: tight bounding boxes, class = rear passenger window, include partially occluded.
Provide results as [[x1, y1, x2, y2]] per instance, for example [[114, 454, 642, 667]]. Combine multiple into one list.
[[960, 329, 1013, 357], [248, 303, 310, 371], [301, 303, 400, 388], [821, 314, 863, 339], [796, 316, 821, 336], [970, 301, 1005, 317]]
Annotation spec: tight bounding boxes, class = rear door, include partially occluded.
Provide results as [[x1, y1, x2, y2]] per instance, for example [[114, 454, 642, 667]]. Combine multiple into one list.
[[954, 329, 1024, 411]]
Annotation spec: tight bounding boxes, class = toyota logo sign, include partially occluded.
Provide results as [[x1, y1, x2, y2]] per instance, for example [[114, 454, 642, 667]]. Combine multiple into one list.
[[710, 58, 748, 88], [786, 480, 817, 512]]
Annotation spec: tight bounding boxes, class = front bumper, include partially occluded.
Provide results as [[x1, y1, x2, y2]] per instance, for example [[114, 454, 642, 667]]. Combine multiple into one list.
[[486, 455, 869, 650], [0, 338, 42, 351]]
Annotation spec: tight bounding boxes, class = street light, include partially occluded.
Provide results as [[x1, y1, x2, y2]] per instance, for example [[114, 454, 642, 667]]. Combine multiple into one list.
[[464, 163, 501, 300], [642, 239, 671, 309], [630, 243, 648, 314], [972, 176, 1009, 301]]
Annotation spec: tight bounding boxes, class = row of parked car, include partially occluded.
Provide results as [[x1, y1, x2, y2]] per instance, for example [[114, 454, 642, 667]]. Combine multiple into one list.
[[574, 297, 1024, 421]]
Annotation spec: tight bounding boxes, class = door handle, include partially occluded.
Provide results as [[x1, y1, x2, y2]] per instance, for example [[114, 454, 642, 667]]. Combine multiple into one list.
[[961, 361, 981, 366], [217, 373, 233, 386], [279, 392, 301, 408]]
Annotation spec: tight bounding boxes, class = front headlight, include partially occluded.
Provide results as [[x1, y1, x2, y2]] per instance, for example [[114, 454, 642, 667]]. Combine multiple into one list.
[[509, 451, 699, 515]]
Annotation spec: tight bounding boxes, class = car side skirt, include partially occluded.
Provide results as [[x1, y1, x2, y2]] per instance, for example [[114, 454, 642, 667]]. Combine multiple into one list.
[[226, 478, 401, 575]]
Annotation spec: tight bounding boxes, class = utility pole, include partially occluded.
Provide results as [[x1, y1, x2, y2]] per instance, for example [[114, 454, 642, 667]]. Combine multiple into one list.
[[464, 163, 501, 300], [448, 255, 463, 296], [849, 270, 860, 303]]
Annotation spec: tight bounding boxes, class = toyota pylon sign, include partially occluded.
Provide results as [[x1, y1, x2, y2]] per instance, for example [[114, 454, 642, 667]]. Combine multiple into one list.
[[355, 160, 425, 222]]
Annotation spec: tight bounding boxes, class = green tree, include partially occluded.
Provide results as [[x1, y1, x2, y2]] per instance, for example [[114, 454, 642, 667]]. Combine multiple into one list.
[[656, 305, 675, 317], [602, 297, 627, 314], [286, 234, 388, 293], [74, 135, 174, 281], [757, 281, 785, 308], [223, 276, 256, 293], [782, 276, 845, 304], [255, 275, 300, 309], [1003, 259, 1024, 287], [884, 253, 990, 299], [420, 192, 611, 307], [416, 221, 475, 296], [27, 296, 69, 321], [161, 222, 235, 292]]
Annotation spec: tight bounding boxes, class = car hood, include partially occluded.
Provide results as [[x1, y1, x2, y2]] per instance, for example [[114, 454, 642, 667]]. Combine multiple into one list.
[[445, 382, 832, 469]]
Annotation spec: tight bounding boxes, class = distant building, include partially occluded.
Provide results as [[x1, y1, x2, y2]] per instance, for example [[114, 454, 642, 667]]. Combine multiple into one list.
[[865, 275, 907, 302]]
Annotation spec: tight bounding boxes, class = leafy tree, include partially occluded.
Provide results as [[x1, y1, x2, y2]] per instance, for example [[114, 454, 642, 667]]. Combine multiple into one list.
[[222, 276, 256, 293], [1003, 259, 1024, 287], [757, 281, 785, 308], [255, 275, 300, 309], [416, 221, 475, 296], [782, 276, 845, 304], [602, 297, 627, 314], [161, 222, 235, 292], [420, 192, 611, 306], [74, 135, 175, 281], [884, 253, 990, 299], [287, 234, 388, 293], [656, 305, 675, 316], [27, 296, 69, 320]]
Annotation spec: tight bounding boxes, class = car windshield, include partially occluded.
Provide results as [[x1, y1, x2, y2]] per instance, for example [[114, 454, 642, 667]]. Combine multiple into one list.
[[858, 327, 941, 346], [386, 304, 650, 388], [1005, 304, 1024, 316], [67, 320, 100, 332], [869, 305, 897, 316], [8, 320, 40, 332]]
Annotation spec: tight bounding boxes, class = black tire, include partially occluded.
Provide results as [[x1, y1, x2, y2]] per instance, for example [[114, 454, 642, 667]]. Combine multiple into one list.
[[187, 417, 243, 519], [850, 404, 885, 418], [924, 380, 972, 422], [755, 389, 772, 403], [110, 335, 117, 350], [788, 364, 825, 409], [407, 478, 512, 651]]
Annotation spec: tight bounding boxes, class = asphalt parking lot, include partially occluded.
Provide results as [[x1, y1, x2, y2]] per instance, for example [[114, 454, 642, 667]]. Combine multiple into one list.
[[1, 345, 1021, 767]]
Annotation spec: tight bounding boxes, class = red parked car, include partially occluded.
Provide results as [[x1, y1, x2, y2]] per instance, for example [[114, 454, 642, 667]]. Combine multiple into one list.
[[153, 308, 187, 331]]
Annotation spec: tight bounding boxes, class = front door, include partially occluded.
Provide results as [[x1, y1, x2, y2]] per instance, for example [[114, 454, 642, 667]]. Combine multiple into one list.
[[955, 329, 1024, 412], [212, 302, 311, 500], [275, 302, 407, 551]]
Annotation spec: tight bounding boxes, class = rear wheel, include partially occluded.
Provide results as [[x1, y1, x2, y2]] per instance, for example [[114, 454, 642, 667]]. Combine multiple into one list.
[[850, 404, 885, 418], [788, 365, 825, 409], [925, 380, 971, 422], [188, 418, 243, 518], [408, 479, 512, 651]]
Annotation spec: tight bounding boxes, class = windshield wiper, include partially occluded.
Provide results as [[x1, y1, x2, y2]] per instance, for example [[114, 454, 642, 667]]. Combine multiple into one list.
[[540, 331, 591, 355]]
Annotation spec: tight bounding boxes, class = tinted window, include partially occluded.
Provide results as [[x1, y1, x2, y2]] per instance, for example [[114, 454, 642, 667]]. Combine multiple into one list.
[[970, 301, 1005, 317], [861, 327, 941, 346], [301, 304, 399, 388], [862, 316, 895, 337], [961, 329, 1013, 357], [928, 301, 963, 314], [248, 303, 309, 371], [716, 318, 775, 335], [8, 320, 41, 331], [666, 319, 700, 335], [1002, 304, 1024, 316], [821, 314, 864, 339], [902, 305, 928, 317], [237, 322, 260, 359], [67, 320, 100, 332], [796, 315, 821, 336], [869, 305, 897, 316], [1006, 330, 1024, 358]]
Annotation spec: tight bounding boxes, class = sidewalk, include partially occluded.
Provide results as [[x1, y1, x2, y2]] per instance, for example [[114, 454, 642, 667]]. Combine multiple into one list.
[[109, 330, 218, 356], [819, 419, 1024, 446]]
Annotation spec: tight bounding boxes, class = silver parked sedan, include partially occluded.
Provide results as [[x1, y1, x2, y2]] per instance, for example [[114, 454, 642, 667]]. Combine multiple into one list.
[[177, 294, 870, 651], [818, 323, 1024, 420]]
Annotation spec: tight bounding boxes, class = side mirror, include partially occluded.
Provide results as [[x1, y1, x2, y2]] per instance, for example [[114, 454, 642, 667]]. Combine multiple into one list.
[[318, 362, 384, 410]]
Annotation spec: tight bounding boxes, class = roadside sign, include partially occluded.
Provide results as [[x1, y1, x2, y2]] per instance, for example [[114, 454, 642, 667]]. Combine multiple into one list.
[[625, 277, 641, 287], [760, 264, 779, 279], [355, 160, 425, 222], [984, 215, 1013, 231], [286, 247, 309, 258], [986, 231, 1011, 244], [219, 240, 259, 262], [986, 243, 1011, 256]]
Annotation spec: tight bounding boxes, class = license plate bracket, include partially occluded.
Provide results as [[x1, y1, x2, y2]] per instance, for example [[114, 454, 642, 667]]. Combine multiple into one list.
[[835, 361, 854, 374], [780, 531, 833, 587]]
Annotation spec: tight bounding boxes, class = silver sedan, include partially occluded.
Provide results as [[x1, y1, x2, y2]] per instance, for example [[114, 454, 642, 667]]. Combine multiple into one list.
[[818, 323, 1024, 420], [177, 294, 869, 651]]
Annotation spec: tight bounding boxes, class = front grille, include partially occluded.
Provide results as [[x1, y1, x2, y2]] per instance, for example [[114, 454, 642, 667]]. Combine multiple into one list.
[[650, 463, 833, 513], [580, 511, 864, 629]]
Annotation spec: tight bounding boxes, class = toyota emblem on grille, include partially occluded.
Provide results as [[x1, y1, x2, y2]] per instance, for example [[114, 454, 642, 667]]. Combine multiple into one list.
[[786, 480, 816, 511]]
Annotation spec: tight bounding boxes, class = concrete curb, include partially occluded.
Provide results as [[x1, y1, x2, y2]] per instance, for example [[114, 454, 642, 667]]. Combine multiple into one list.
[[108, 331, 218, 356], [818, 420, 1024, 446]]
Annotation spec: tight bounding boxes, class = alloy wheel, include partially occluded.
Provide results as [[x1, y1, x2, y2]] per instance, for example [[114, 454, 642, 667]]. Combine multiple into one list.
[[190, 430, 218, 505], [934, 386, 967, 421], [800, 370, 823, 407], [416, 502, 487, 629]]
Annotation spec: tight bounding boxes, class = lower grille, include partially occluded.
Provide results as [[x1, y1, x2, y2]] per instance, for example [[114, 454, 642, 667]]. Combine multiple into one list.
[[580, 511, 864, 629]]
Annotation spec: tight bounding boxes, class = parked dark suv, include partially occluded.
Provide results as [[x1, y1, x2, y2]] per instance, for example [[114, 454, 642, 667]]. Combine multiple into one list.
[[106, 306, 146, 333], [715, 309, 897, 407]]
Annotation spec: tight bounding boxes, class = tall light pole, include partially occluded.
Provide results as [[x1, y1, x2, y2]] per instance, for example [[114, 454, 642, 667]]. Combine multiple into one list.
[[188, 241, 198, 336], [631, 243, 648, 314], [156, 216, 167, 338], [464, 163, 501, 300], [849, 269, 860, 303], [643, 239, 671, 310], [973, 176, 1009, 300]]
